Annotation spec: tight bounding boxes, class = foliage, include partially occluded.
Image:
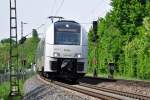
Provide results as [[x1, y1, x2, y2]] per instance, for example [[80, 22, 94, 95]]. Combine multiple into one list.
[[19, 37, 40, 68], [0, 43, 9, 70], [32, 29, 39, 39], [88, 0, 150, 79], [0, 80, 24, 100], [0, 30, 40, 70], [1, 38, 15, 44], [0, 82, 10, 99]]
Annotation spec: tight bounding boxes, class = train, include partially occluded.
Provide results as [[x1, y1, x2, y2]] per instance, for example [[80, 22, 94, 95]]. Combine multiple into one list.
[[36, 19, 88, 82]]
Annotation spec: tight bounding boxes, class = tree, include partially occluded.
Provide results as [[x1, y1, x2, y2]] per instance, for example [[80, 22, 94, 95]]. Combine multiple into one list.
[[32, 29, 39, 38], [1, 38, 15, 44], [88, 0, 150, 79]]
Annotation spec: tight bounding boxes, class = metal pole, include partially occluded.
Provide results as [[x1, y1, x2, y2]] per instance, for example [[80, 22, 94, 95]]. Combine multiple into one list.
[[21, 21, 23, 69], [9, 0, 21, 97], [93, 21, 98, 77], [21, 21, 23, 38], [21, 21, 27, 38], [20, 21, 27, 68]]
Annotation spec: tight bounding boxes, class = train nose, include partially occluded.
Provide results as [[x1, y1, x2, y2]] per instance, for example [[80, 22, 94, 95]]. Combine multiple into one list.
[[53, 46, 82, 58]]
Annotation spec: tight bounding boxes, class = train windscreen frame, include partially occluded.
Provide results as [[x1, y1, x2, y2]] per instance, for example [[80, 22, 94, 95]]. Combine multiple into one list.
[[54, 21, 81, 45]]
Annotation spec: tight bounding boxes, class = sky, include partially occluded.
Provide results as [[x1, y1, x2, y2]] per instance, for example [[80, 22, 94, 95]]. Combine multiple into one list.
[[0, 0, 111, 40]]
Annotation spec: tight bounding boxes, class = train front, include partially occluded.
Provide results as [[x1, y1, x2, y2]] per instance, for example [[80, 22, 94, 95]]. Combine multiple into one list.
[[45, 20, 87, 81]]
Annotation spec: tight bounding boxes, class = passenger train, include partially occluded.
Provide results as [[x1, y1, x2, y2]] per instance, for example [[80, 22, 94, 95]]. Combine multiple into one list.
[[36, 19, 88, 82]]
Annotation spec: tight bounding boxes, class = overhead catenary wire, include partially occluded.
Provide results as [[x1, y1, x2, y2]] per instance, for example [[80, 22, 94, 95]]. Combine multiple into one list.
[[19, 0, 111, 41], [89, 0, 111, 22], [34, 0, 65, 36], [50, 0, 58, 15], [24, 22, 47, 37], [23, 22, 91, 39], [23, 14, 57, 38], [54, 0, 65, 16], [102, 0, 111, 5], [80, 22, 93, 25]]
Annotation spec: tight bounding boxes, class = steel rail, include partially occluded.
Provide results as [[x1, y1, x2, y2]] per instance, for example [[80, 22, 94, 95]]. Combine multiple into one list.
[[79, 82, 150, 100], [83, 76, 150, 87], [39, 75, 121, 100]]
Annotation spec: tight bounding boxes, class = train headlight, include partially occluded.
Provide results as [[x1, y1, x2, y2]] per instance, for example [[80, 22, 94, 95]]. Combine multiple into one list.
[[53, 52, 60, 57], [74, 53, 82, 58]]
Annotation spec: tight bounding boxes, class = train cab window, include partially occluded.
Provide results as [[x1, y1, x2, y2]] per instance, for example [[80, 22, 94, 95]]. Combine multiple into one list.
[[55, 32, 80, 45], [54, 21, 81, 45]]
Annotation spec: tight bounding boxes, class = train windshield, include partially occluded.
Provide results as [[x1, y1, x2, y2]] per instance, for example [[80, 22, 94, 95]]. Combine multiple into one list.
[[54, 21, 81, 45]]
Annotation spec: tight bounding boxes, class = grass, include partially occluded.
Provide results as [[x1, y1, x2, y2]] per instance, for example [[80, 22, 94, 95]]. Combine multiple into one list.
[[0, 80, 25, 100], [86, 72, 150, 82], [0, 82, 10, 99]]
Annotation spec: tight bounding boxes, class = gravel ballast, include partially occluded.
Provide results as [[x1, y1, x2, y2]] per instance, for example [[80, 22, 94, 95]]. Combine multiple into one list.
[[23, 76, 98, 100], [23, 75, 150, 100], [79, 77, 150, 97], [97, 81, 150, 97]]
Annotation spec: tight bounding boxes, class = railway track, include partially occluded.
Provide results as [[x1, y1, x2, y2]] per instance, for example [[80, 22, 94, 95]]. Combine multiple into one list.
[[38, 75, 150, 100], [83, 76, 150, 87], [39, 75, 120, 100], [79, 82, 150, 100]]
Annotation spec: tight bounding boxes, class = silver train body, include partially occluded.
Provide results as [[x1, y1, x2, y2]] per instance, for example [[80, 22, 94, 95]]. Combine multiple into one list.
[[36, 20, 88, 81]]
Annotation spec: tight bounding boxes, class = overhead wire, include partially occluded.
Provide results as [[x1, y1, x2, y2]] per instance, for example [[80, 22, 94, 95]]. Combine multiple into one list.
[[54, 0, 65, 16], [24, 0, 110, 38], [22, 0, 65, 39], [102, 0, 111, 5], [50, 0, 57, 15], [88, 0, 111, 22], [24, 22, 47, 37], [80, 22, 92, 25]]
